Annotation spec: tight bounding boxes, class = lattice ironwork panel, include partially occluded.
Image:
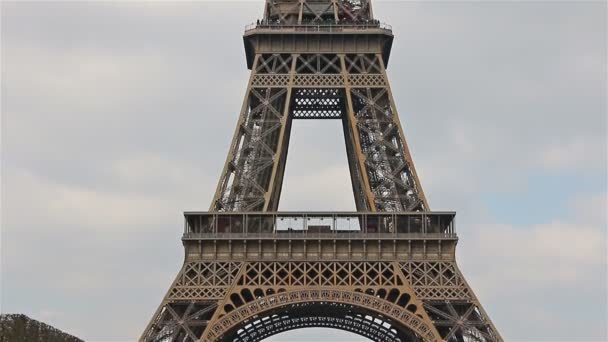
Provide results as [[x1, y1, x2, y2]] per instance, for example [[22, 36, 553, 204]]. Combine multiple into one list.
[[400, 262, 471, 300], [238, 261, 404, 287], [349, 74, 387, 87], [251, 74, 290, 87], [296, 54, 341, 74], [256, 54, 293, 74], [293, 74, 345, 87], [168, 286, 227, 300], [345, 54, 383, 74], [166, 262, 242, 300], [175, 262, 242, 287]]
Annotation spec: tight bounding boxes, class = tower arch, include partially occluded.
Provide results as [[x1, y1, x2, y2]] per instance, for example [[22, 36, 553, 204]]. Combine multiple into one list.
[[202, 289, 437, 342]]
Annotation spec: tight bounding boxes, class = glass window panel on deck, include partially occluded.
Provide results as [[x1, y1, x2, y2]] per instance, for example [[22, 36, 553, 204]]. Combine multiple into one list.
[[217, 215, 245, 234], [409, 215, 424, 234], [395, 214, 425, 234], [246, 215, 261, 234], [185, 214, 214, 234], [276, 214, 306, 234], [365, 215, 378, 233], [365, 214, 394, 234], [437, 214, 454, 235], [381, 215, 395, 233], [201, 215, 214, 234], [246, 214, 275, 235], [424, 214, 451, 235], [231, 215, 245, 234], [335, 214, 361, 234], [217, 215, 230, 234], [306, 215, 334, 235], [395, 214, 410, 234], [427, 214, 439, 234]]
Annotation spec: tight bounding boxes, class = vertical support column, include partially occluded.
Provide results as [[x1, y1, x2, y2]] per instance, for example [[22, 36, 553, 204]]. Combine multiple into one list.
[[344, 52, 429, 211], [210, 55, 261, 211], [297, 0, 304, 24], [263, 54, 297, 211], [211, 54, 293, 212], [367, 0, 374, 19], [340, 54, 377, 211], [331, 0, 339, 22], [263, 0, 270, 22], [376, 54, 430, 210]]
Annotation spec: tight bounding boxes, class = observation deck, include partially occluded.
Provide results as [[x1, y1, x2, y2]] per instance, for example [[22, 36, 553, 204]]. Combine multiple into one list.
[[244, 21, 392, 33], [181, 212, 458, 262], [242, 21, 394, 68]]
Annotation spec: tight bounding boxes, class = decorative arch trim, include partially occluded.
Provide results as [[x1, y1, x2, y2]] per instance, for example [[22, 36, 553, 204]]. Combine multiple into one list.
[[201, 289, 440, 342]]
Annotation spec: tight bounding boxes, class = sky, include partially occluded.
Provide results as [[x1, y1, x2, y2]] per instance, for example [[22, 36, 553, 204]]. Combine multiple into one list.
[[1, 1, 606, 341]]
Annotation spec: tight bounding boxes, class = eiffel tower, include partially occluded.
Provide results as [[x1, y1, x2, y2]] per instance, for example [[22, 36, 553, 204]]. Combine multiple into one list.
[[141, 1, 501, 341]]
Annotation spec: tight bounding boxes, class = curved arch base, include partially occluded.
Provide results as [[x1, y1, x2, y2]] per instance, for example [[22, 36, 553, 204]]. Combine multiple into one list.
[[202, 289, 439, 342], [225, 302, 420, 342]]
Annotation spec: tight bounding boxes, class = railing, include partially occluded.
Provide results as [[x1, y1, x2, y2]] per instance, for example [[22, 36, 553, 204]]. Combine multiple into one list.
[[183, 211, 456, 238], [244, 21, 392, 33]]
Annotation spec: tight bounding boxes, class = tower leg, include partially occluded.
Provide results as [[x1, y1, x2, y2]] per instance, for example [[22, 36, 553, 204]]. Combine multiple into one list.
[[211, 54, 295, 212], [140, 262, 243, 341], [400, 261, 502, 341], [341, 53, 429, 212]]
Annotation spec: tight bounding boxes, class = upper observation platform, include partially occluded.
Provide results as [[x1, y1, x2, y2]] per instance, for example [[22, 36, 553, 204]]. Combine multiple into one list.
[[242, 0, 394, 68], [181, 212, 458, 261], [245, 21, 392, 34], [183, 211, 456, 240]]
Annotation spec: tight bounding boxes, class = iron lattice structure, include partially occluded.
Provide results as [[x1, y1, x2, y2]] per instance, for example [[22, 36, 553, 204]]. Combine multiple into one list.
[[141, 1, 501, 341]]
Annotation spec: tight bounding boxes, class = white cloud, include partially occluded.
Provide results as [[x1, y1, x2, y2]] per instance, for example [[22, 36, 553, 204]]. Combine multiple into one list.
[[3, 167, 179, 232], [569, 193, 607, 225], [466, 221, 605, 287], [111, 154, 210, 193], [538, 137, 606, 171], [458, 192, 607, 340]]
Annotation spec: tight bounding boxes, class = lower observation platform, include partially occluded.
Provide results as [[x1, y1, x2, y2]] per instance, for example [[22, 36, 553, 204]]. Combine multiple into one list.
[[182, 212, 458, 261]]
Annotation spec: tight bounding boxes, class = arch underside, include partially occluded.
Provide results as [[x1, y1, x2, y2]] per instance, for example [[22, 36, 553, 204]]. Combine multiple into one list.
[[225, 301, 421, 342], [203, 289, 438, 342]]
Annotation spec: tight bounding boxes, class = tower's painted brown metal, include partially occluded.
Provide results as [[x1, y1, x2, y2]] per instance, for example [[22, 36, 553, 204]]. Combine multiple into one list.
[[141, 1, 501, 341]]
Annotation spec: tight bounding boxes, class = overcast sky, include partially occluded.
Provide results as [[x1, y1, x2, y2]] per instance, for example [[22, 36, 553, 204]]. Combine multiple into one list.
[[1, 1, 606, 341]]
